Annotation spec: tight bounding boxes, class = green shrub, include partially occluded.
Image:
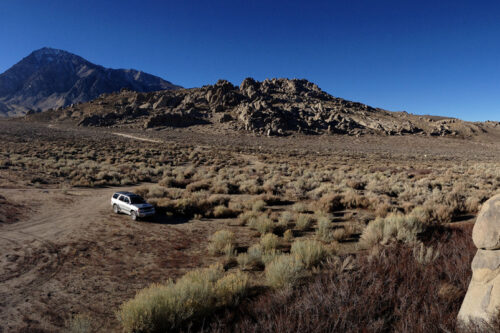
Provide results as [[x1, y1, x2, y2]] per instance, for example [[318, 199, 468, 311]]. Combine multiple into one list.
[[291, 239, 328, 269]]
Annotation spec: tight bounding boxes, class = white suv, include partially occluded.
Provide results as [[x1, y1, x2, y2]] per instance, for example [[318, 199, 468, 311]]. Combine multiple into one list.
[[111, 191, 155, 220]]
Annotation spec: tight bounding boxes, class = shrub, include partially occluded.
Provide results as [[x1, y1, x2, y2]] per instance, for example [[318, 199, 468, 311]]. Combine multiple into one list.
[[260, 233, 280, 252], [211, 226, 478, 333], [332, 228, 347, 241], [238, 210, 259, 226], [283, 229, 294, 242], [186, 180, 211, 192], [291, 202, 309, 213], [295, 214, 313, 231], [291, 239, 329, 269], [360, 211, 426, 248], [117, 264, 249, 332], [252, 199, 266, 212], [265, 254, 304, 289], [316, 193, 344, 213], [67, 314, 93, 333], [277, 211, 293, 228], [248, 214, 275, 234], [316, 216, 332, 241], [208, 230, 235, 256], [212, 205, 238, 218]]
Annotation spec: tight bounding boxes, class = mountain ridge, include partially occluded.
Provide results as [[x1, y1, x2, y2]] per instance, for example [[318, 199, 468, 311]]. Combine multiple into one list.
[[28, 77, 500, 137], [0, 47, 181, 117]]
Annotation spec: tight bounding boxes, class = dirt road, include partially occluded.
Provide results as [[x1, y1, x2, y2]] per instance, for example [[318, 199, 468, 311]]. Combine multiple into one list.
[[0, 185, 231, 332]]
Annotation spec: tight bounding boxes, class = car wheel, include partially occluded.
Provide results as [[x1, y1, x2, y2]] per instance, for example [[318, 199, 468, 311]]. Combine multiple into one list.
[[131, 211, 137, 221], [113, 204, 120, 214]]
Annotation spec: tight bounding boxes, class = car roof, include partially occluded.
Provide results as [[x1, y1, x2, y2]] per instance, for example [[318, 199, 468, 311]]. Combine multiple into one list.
[[115, 191, 136, 196]]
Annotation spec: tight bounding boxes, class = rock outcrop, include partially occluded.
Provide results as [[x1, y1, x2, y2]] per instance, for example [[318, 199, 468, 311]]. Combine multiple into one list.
[[29, 77, 497, 137], [458, 194, 500, 324]]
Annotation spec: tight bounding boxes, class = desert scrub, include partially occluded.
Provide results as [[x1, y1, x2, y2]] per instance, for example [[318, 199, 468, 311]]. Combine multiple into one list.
[[265, 254, 304, 289], [277, 211, 293, 228], [283, 229, 294, 242], [117, 264, 248, 332], [212, 205, 238, 218], [248, 214, 275, 234], [208, 230, 235, 256], [67, 314, 93, 333], [315, 193, 344, 213], [251, 199, 266, 212], [360, 210, 426, 248], [295, 213, 313, 231], [260, 233, 280, 252], [315, 215, 333, 241], [291, 239, 329, 269]]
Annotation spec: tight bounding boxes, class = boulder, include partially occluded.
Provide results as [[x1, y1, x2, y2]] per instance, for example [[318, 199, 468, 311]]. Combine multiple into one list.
[[473, 194, 500, 250], [458, 195, 500, 324]]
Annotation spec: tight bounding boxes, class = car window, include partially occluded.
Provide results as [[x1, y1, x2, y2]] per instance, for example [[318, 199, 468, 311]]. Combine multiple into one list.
[[113, 193, 119, 199], [124, 197, 130, 204], [118, 195, 125, 202], [130, 196, 145, 204]]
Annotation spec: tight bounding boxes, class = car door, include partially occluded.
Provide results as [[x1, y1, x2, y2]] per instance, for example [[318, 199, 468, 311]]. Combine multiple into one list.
[[118, 195, 129, 212], [122, 196, 132, 214]]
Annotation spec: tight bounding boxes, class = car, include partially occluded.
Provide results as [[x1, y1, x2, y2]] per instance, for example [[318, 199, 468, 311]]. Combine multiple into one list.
[[111, 191, 155, 220]]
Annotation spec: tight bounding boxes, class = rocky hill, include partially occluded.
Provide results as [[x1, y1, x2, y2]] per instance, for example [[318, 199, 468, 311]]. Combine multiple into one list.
[[31, 78, 498, 137], [0, 47, 180, 117]]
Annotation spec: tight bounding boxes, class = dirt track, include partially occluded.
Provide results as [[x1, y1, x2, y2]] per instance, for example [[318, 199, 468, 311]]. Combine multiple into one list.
[[0, 185, 240, 332]]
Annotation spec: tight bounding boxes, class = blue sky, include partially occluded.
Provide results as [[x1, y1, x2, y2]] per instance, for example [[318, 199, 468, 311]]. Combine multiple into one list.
[[1, 0, 499, 121]]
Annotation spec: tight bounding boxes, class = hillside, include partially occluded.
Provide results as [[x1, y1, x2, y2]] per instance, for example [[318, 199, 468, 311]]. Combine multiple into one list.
[[31, 77, 499, 137], [0, 47, 181, 117]]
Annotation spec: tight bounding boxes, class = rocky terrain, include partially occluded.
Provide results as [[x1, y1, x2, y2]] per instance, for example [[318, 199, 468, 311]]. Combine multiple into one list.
[[0, 47, 180, 117], [31, 77, 499, 137]]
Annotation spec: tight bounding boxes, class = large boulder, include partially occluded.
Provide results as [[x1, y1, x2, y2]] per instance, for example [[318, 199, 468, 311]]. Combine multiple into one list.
[[458, 195, 500, 324], [473, 194, 500, 250]]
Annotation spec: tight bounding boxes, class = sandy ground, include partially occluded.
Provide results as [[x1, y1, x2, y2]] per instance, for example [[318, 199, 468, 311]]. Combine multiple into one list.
[[0, 184, 255, 332]]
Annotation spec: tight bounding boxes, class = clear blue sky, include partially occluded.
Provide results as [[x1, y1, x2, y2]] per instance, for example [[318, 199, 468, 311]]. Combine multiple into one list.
[[1, 0, 499, 121]]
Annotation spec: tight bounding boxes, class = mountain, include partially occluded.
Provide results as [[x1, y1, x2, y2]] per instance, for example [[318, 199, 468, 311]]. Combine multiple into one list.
[[29, 77, 499, 137], [0, 47, 181, 117]]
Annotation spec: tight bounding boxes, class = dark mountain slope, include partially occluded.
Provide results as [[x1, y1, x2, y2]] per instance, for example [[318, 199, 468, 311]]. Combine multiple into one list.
[[0, 47, 180, 117]]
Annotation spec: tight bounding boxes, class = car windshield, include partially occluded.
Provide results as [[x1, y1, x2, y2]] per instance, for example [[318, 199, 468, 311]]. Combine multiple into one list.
[[129, 196, 146, 204]]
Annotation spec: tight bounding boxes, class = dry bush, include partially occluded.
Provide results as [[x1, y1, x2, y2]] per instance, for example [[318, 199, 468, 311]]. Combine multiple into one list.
[[360, 210, 426, 248], [295, 213, 313, 231], [291, 239, 329, 269], [186, 180, 212, 192], [209, 226, 482, 333], [265, 254, 305, 289], [315, 215, 333, 241], [208, 230, 235, 256], [283, 229, 294, 242], [260, 233, 280, 252], [315, 193, 344, 213], [212, 205, 239, 218], [248, 214, 275, 234], [67, 314, 93, 333], [332, 228, 347, 241], [251, 199, 266, 212], [342, 189, 369, 209], [117, 264, 248, 332], [277, 211, 293, 228]]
